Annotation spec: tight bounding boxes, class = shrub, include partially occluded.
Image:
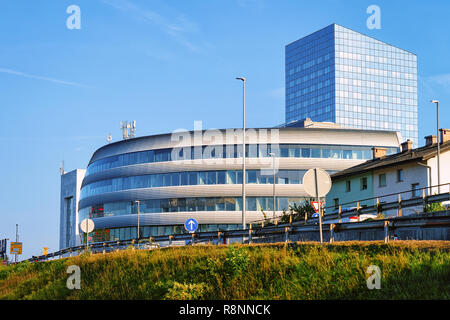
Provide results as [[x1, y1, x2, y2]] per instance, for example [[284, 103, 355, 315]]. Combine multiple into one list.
[[164, 282, 212, 300], [223, 246, 249, 278]]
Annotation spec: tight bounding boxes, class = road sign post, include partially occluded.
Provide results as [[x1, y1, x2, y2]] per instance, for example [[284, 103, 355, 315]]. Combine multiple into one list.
[[10, 242, 22, 255], [80, 218, 95, 252], [184, 218, 199, 234], [303, 168, 332, 244]]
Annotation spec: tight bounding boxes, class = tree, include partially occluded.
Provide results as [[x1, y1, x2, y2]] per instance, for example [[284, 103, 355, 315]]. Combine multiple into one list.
[[280, 201, 316, 223], [424, 202, 445, 213]]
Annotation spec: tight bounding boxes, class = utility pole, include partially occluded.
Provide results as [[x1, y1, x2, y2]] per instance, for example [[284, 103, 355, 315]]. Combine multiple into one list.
[[15, 224, 18, 263], [431, 100, 441, 194], [236, 77, 246, 231], [270, 153, 276, 221]]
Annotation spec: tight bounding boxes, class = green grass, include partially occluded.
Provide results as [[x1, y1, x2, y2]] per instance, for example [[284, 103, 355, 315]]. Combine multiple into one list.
[[1, 241, 449, 300]]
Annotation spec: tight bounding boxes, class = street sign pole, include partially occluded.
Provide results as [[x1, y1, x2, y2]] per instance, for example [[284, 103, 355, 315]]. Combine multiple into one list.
[[85, 219, 88, 252], [314, 169, 323, 244], [15, 224, 18, 263], [80, 218, 95, 253], [303, 168, 331, 245]]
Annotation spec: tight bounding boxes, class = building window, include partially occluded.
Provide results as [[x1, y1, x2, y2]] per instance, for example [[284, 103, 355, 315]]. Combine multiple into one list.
[[397, 169, 404, 182], [65, 197, 73, 248], [411, 183, 419, 198], [378, 173, 386, 187], [334, 198, 339, 210], [346, 180, 351, 192], [361, 177, 368, 190]]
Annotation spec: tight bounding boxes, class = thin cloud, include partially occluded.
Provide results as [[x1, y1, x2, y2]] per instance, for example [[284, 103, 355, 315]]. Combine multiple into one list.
[[0, 68, 89, 88], [268, 87, 285, 99], [101, 0, 203, 53], [420, 73, 450, 95]]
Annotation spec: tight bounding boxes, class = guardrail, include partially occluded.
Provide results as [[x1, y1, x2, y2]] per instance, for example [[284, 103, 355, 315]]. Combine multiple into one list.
[[252, 182, 450, 226], [15, 183, 450, 264]]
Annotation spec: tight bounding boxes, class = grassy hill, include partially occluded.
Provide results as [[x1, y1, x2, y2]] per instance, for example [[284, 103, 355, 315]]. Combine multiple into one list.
[[1, 241, 449, 300]]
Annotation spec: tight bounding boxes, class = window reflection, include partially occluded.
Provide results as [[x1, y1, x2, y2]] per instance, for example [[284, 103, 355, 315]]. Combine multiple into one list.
[[81, 169, 311, 198], [86, 144, 399, 176], [79, 196, 308, 220]]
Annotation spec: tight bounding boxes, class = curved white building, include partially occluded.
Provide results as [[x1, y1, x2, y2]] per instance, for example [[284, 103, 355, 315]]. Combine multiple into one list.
[[60, 126, 400, 247]]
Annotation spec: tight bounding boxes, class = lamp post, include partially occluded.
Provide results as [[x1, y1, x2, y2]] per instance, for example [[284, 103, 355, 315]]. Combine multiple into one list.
[[269, 152, 276, 221], [134, 200, 140, 239], [236, 77, 246, 230], [431, 100, 441, 194]]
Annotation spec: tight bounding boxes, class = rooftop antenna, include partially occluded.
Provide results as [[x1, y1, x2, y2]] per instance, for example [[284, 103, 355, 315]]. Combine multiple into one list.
[[60, 160, 66, 175], [120, 121, 129, 140], [120, 121, 136, 140], [107, 133, 112, 144], [129, 121, 136, 139]]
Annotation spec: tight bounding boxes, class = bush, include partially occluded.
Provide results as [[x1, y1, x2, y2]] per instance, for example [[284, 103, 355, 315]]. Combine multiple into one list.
[[280, 201, 316, 223], [223, 245, 249, 278], [164, 282, 212, 300], [424, 202, 446, 213]]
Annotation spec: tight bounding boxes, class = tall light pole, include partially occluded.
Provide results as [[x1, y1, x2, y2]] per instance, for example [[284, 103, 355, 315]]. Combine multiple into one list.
[[431, 100, 441, 194], [15, 224, 18, 263], [236, 77, 246, 230], [269, 153, 276, 221]]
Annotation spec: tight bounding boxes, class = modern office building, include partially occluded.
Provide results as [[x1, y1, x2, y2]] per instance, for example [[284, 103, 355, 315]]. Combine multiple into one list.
[[285, 23, 418, 145], [60, 126, 401, 246], [60, 169, 86, 249]]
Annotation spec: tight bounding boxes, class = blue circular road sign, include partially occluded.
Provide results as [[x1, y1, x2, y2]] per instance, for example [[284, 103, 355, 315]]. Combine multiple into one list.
[[184, 218, 199, 233]]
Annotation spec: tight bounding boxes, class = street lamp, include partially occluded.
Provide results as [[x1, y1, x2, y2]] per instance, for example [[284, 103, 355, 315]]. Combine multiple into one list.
[[269, 153, 276, 221], [431, 100, 441, 194], [236, 77, 246, 230], [134, 200, 140, 239]]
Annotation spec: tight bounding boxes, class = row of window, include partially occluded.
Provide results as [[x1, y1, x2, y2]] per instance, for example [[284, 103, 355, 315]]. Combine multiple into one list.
[[286, 50, 333, 75], [288, 66, 332, 88], [80, 170, 310, 199], [287, 82, 332, 100], [336, 77, 416, 93], [333, 169, 421, 209], [79, 197, 308, 219], [336, 57, 416, 75], [343, 170, 419, 191], [336, 90, 416, 106], [86, 144, 394, 176], [335, 50, 416, 67], [335, 69, 416, 87]]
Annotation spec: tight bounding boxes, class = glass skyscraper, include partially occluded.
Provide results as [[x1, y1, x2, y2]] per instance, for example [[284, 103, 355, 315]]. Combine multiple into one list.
[[285, 24, 418, 145]]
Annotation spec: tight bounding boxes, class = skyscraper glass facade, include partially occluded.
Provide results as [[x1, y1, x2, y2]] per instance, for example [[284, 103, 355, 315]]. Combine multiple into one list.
[[286, 24, 418, 145]]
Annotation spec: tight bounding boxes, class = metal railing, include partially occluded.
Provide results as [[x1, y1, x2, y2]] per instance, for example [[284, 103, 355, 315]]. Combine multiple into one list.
[[12, 183, 450, 264]]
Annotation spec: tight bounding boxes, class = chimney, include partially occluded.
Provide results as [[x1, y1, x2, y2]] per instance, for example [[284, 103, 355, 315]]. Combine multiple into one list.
[[440, 128, 450, 144], [425, 135, 437, 146], [372, 147, 387, 159], [401, 140, 413, 152]]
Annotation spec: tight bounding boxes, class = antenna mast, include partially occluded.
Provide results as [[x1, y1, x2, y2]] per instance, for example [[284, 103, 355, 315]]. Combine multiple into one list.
[[120, 121, 136, 140], [60, 160, 65, 175]]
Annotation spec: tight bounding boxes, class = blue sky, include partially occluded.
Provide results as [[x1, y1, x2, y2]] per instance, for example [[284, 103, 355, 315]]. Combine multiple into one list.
[[1, 0, 449, 260]]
